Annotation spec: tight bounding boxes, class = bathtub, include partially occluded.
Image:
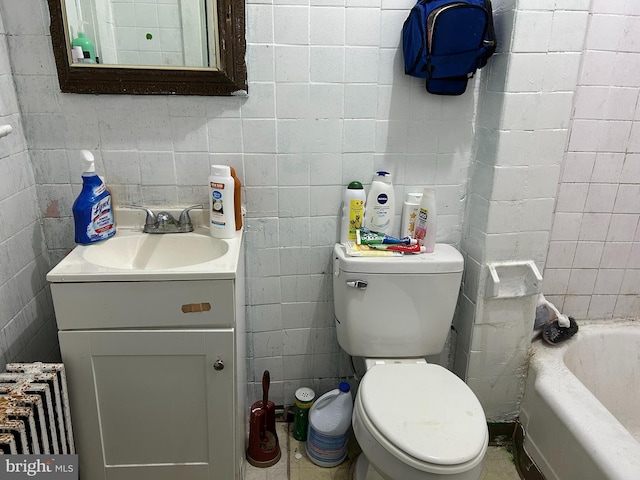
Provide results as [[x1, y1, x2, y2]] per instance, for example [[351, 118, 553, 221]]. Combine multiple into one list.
[[520, 320, 640, 480]]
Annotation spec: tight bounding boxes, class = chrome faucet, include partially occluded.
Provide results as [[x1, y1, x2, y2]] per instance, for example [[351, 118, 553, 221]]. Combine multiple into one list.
[[127, 205, 204, 233]]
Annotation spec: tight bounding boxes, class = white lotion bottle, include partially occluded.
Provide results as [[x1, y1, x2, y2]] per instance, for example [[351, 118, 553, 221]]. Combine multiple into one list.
[[414, 188, 437, 252], [209, 165, 235, 239], [400, 192, 423, 239], [363, 171, 395, 235]]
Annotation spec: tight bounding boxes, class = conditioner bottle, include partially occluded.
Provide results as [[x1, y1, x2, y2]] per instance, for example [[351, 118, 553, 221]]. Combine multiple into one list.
[[414, 188, 437, 253], [209, 165, 235, 239], [400, 192, 423, 239]]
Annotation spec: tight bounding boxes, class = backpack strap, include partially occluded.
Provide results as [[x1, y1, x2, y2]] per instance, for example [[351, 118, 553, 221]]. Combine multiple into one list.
[[478, 0, 496, 69]]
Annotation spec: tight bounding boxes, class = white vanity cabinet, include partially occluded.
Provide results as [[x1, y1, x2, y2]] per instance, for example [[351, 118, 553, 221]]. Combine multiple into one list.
[[49, 276, 246, 480]]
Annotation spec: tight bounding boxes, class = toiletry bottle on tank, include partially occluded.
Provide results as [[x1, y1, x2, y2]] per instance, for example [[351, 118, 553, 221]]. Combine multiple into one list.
[[72, 150, 116, 244], [414, 188, 437, 253], [400, 192, 423, 239], [363, 171, 395, 235], [209, 165, 235, 238], [340, 181, 366, 244]]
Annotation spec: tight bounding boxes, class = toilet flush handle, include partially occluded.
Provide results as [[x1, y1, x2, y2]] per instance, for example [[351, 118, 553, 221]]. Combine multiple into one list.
[[346, 280, 368, 289]]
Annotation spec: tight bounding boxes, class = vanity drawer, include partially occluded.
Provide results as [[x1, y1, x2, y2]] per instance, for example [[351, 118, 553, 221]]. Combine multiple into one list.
[[51, 280, 235, 330]]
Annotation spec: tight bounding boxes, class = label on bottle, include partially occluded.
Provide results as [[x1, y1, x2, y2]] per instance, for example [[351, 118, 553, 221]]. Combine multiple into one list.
[[371, 198, 391, 231], [210, 188, 227, 227], [306, 426, 349, 466], [414, 207, 429, 245], [347, 199, 364, 241], [93, 183, 106, 196], [406, 205, 419, 238], [86, 196, 115, 240]]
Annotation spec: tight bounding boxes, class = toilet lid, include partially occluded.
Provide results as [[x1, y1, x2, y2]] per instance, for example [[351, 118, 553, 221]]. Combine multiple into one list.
[[359, 363, 487, 466]]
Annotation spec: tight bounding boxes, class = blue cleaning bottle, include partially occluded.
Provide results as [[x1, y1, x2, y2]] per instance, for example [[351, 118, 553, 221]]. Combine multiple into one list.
[[72, 150, 116, 244]]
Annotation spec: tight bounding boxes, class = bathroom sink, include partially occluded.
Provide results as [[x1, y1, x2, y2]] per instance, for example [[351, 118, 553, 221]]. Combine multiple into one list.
[[46, 207, 243, 282], [81, 232, 229, 270]]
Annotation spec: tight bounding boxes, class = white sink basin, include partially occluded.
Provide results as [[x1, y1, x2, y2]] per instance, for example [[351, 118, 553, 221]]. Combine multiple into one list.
[[82, 233, 229, 270], [46, 207, 243, 282]]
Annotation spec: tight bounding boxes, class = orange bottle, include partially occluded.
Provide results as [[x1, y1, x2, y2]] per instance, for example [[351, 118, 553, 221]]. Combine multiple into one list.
[[229, 167, 242, 230]]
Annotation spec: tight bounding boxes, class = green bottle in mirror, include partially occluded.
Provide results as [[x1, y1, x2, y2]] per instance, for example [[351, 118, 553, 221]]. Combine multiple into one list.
[[71, 32, 96, 63]]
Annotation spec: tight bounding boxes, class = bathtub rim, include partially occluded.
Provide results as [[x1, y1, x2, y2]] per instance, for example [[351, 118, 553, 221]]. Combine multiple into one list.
[[521, 319, 640, 480]]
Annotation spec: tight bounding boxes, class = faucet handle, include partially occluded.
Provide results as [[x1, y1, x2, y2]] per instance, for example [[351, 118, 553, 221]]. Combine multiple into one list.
[[156, 211, 176, 226], [125, 205, 156, 227], [178, 204, 204, 231]]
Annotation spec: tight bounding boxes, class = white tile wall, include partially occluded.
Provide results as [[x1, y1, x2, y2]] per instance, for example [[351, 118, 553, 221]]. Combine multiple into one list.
[[1, 0, 473, 403], [5, 0, 635, 418], [0, 4, 58, 370], [459, 0, 587, 420], [543, 3, 640, 320]]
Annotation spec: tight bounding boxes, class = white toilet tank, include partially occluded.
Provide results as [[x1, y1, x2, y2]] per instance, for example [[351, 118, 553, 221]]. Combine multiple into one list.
[[332, 243, 464, 358]]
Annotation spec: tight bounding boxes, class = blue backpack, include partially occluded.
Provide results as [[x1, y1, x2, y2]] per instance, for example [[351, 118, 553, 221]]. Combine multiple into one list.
[[402, 0, 496, 95]]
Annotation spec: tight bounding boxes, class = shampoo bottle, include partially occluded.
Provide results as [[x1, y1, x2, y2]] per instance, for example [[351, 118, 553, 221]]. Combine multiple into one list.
[[414, 188, 437, 253], [363, 171, 395, 235], [209, 165, 235, 239], [400, 192, 423, 239], [340, 181, 366, 244], [72, 150, 116, 244]]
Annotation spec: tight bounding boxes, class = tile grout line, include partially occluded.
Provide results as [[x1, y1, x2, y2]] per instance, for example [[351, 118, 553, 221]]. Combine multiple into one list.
[[286, 422, 291, 480]]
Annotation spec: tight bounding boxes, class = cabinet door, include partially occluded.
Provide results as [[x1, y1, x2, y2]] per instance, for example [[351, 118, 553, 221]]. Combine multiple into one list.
[[59, 329, 235, 480]]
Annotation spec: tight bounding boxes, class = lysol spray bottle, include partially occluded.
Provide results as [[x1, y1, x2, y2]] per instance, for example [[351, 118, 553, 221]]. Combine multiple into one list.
[[72, 150, 116, 244], [340, 181, 366, 244], [209, 165, 235, 239], [363, 171, 395, 235], [414, 188, 437, 253]]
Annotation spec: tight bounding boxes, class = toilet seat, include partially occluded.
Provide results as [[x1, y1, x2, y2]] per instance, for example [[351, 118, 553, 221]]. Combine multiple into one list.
[[356, 363, 488, 473]]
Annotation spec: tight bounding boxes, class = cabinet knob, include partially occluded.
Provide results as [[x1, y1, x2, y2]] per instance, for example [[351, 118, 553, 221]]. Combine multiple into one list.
[[213, 359, 225, 371]]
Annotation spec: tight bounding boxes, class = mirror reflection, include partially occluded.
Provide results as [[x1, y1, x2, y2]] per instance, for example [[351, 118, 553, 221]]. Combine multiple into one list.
[[48, 0, 246, 95], [63, 0, 218, 69]]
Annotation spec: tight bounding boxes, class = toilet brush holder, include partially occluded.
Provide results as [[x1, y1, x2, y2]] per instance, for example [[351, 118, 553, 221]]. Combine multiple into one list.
[[246, 370, 281, 467]]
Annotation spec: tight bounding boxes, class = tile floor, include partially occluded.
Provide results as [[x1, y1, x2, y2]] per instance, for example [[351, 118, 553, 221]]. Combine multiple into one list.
[[245, 423, 521, 480]]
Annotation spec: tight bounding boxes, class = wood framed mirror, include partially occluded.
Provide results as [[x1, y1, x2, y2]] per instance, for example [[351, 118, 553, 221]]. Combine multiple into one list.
[[46, 0, 247, 96]]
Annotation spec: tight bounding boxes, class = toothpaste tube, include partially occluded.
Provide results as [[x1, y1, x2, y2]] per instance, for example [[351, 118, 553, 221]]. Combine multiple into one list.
[[369, 243, 426, 254], [357, 227, 417, 246], [345, 242, 402, 257]]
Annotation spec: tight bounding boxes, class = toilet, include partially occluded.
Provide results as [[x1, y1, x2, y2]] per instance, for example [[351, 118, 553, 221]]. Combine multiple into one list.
[[332, 243, 488, 480]]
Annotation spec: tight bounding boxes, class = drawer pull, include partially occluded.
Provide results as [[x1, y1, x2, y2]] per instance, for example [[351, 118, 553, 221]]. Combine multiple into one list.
[[181, 303, 212, 313]]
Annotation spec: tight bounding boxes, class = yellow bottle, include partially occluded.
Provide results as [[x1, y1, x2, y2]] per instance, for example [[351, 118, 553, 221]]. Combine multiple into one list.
[[340, 181, 366, 244]]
